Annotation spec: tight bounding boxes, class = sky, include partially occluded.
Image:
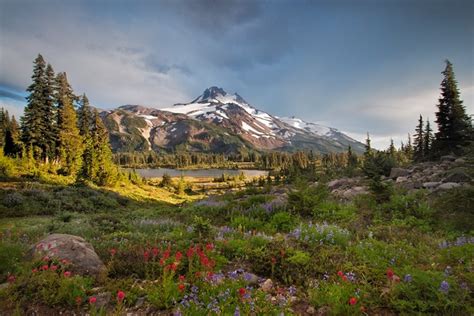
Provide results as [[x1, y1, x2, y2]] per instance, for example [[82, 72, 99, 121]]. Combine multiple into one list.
[[0, 0, 473, 149]]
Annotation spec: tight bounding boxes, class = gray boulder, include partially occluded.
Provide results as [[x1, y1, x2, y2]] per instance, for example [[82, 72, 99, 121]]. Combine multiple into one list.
[[390, 168, 410, 179], [30, 234, 106, 278], [342, 186, 368, 199], [440, 155, 456, 162], [328, 178, 353, 190], [438, 182, 461, 190], [423, 182, 440, 189], [443, 172, 471, 183]]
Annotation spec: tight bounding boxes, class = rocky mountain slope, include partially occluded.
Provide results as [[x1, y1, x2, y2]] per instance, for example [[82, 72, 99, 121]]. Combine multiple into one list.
[[101, 86, 365, 154]]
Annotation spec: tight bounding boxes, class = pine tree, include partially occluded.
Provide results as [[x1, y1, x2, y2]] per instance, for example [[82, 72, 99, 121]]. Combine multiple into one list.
[[388, 138, 396, 158], [78, 94, 92, 136], [56, 72, 77, 127], [42, 63, 57, 160], [364, 132, 373, 159], [413, 115, 424, 161], [404, 133, 413, 160], [4, 115, 21, 156], [423, 120, 433, 160], [434, 60, 472, 155], [88, 109, 117, 185], [0, 108, 6, 149], [57, 93, 83, 175], [22, 54, 49, 159]]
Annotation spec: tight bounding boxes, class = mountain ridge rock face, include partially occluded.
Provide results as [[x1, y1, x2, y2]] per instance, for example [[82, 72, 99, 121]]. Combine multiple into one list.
[[101, 86, 365, 154]]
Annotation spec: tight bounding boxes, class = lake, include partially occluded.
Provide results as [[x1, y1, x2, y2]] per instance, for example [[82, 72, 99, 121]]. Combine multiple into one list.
[[127, 168, 269, 178]]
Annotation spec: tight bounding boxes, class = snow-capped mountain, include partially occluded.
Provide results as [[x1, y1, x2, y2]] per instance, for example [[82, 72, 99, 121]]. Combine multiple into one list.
[[101, 86, 364, 154]]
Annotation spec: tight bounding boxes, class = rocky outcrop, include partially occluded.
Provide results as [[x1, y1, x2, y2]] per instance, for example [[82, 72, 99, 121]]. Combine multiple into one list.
[[30, 234, 106, 278], [389, 168, 410, 179]]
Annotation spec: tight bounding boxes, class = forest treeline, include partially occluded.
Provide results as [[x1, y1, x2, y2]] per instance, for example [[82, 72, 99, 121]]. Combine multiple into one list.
[[1, 57, 472, 184]]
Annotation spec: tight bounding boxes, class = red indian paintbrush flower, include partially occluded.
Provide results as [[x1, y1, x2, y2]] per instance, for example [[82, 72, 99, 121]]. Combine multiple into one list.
[[238, 288, 246, 296], [187, 246, 195, 258], [110, 248, 117, 256], [89, 296, 97, 304], [152, 247, 159, 257], [178, 283, 185, 292], [117, 290, 125, 302], [349, 297, 357, 305], [206, 243, 214, 251], [175, 251, 183, 262], [386, 268, 394, 280], [63, 271, 72, 277], [179, 275, 186, 282], [144, 250, 150, 262]]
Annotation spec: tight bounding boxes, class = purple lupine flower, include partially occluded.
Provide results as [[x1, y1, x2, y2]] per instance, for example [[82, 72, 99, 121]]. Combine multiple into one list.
[[444, 266, 452, 276], [322, 272, 330, 281], [345, 272, 357, 282], [404, 274, 412, 283], [234, 306, 241, 316], [439, 280, 449, 294], [288, 286, 297, 296]]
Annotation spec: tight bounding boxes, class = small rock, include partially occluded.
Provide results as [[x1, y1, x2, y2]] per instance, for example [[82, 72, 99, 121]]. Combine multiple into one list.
[[241, 272, 259, 285], [390, 167, 410, 179], [306, 306, 316, 314], [94, 292, 111, 308], [328, 179, 349, 190], [261, 278, 273, 292], [396, 176, 408, 183], [342, 186, 368, 199], [423, 182, 440, 189], [443, 172, 471, 183], [438, 182, 461, 190], [440, 155, 456, 162], [135, 296, 145, 308], [455, 158, 466, 164], [317, 306, 331, 315]]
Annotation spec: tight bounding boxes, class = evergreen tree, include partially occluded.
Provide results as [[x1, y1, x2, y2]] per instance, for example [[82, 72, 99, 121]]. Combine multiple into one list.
[[423, 119, 433, 160], [22, 54, 49, 159], [0, 108, 6, 149], [56, 72, 77, 127], [364, 132, 373, 159], [413, 115, 424, 161], [43, 63, 58, 160], [4, 115, 21, 156], [78, 94, 92, 136], [347, 145, 358, 169], [404, 133, 413, 160], [434, 60, 472, 155], [388, 138, 396, 158], [57, 94, 83, 175], [91, 109, 117, 185]]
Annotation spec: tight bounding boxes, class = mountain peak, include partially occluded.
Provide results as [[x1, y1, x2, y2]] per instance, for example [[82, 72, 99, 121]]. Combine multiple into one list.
[[202, 86, 227, 100]]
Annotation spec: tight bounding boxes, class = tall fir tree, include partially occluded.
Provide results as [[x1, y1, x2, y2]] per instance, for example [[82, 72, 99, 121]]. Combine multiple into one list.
[[413, 115, 424, 161], [43, 63, 58, 160], [0, 108, 10, 150], [4, 115, 21, 156], [79, 109, 117, 185], [22, 54, 49, 159], [434, 60, 472, 155], [77, 94, 92, 136], [388, 138, 396, 158], [55, 72, 77, 128], [404, 133, 413, 160], [423, 119, 433, 160], [57, 93, 83, 175], [347, 145, 358, 170], [364, 132, 373, 159]]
